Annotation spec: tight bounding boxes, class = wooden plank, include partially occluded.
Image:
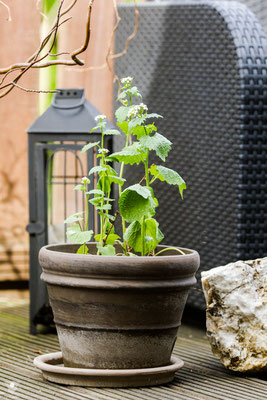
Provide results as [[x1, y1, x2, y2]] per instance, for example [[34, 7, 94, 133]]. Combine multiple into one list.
[[0, 302, 266, 400]]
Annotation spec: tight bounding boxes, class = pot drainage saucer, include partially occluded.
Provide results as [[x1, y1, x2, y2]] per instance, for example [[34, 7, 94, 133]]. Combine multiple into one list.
[[34, 352, 184, 387]]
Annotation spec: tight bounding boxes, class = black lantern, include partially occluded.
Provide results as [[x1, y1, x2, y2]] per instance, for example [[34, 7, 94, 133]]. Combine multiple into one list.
[[26, 89, 114, 334]]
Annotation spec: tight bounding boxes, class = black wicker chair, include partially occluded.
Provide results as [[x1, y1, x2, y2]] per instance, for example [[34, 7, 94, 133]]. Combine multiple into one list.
[[115, 0, 267, 309]]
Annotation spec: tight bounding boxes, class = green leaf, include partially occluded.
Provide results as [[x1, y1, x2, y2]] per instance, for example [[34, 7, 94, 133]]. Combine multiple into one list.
[[89, 166, 108, 175], [106, 175, 126, 185], [117, 121, 129, 135], [115, 106, 130, 123], [81, 141, 100, 154], [119, 184, 156, 222], [140, 133, 172, 161], [124, 218, 163, 254], [73, 184, 86, 191], [66, 224, 93, 244], [118, 91, 127, 100], [124, 221, 142, 252], [131, 123, 157, 139], [129, 86, 142, 98], [64, 212, 84, 224], [97, 244, 116, 256], [131, 125, 146, 138], [77, 244, 89, 254], [96, 204, 112, 211], [94, 233, 120, 246], [150, 165, 186, 198], [90, 125, 100, 133], [128, 113, 163, 130], [86, 189, 104, 196], [98, 212, 115, 221], [144, 218, 164, 252], [89, 197, 102, 206], [108, 143, 145, 165], [103, 129, 121, 136]]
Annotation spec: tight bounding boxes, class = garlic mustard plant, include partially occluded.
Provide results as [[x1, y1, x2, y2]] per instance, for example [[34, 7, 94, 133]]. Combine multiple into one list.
[[65, 77, 186, 256]]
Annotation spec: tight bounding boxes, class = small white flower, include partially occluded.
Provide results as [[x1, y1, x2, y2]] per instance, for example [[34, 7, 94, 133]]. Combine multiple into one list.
[[140, 103, 148, 112], [121, 77, 133, 85], [127, 103, 148, 119], [81, 176, 88, 184], [95, 114, 106, 121], [98, 148, 109, 154]]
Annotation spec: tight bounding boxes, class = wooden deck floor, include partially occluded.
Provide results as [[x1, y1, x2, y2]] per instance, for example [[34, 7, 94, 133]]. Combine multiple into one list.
[[0, 300, 265, 400]]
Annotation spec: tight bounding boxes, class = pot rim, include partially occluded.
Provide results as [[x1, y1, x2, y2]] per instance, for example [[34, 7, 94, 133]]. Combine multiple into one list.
[[41, 243, 198, 261]]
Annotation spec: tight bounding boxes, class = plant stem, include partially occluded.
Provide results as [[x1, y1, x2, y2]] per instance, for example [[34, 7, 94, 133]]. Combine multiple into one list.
[[154, 247, 186, 256], [119, 128, 130, 254], [141, 216, 145, 256], [85, 193, 90, 230], [145, 149, 150, 186]]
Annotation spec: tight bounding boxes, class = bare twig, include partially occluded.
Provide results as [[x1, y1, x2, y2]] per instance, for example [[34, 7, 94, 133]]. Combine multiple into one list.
[[78, 0, 139, 73], [0, 0, 139, 98], [0, 0, 11, 21], [11, 82, 58, 94], [71, 0, 94, 66], [0, 0, 95, 98]]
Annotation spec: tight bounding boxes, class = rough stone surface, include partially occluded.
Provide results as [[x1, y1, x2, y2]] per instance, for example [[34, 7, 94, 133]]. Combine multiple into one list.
[[201, 258, 267, 372]]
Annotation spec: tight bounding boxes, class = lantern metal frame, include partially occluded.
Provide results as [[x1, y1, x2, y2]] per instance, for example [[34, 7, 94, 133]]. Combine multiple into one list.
[[26, 89, 113, 334]]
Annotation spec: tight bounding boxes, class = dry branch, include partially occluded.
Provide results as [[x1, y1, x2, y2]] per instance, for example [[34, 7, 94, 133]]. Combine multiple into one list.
[[0, 0, 94, 98], [0, 0, 139, 98], [0, 0, 11, 22]]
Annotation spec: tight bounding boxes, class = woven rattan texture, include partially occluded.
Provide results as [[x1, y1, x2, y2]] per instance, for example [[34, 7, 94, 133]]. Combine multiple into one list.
[[157, 1, 267, 34], [115, 1, 267, 309]]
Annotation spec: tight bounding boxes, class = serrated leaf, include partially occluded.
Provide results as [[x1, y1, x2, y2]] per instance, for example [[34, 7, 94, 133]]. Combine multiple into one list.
[[66, 224, 93, 244], [81, 141, 100, 154], [131, 123, 157, 139], [97, 244, 116, 256], [129, 86, 142, 98], [119, 184, 156, 222], [104, 129, 121, 136], [89, 166, 108, 175], [64, 212, 84, 224], [77, 244, 89, 254], [117, 121, 129, 135], [131, 125, 146, 139], [150, 164, 186, 198], [128, 113, 163, 130], [108, 143, 145, 165], [115, 106, 130, 123], [140, 133, 172, 161]]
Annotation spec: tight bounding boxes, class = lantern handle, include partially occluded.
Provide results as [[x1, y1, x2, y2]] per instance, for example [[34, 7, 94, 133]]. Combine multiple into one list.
[[51, 90, 86, 109]]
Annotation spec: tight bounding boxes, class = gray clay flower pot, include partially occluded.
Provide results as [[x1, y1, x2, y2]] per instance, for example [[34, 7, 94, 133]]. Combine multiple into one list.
[[39, 243, 199, 369]]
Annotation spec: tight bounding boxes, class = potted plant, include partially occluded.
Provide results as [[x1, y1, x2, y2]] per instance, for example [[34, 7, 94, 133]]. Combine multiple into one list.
[[38, 77, 200, 386]]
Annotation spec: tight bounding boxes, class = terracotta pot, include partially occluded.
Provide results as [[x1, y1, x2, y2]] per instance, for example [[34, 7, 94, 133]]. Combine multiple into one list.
[[39, 243, 199, 369]]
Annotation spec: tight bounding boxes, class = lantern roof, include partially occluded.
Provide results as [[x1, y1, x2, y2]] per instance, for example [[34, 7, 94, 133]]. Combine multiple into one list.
[[27, 88, 114, 134]]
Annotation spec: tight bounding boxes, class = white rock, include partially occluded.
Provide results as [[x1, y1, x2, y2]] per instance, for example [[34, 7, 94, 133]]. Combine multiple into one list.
[[201, 258, 267, 372]]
